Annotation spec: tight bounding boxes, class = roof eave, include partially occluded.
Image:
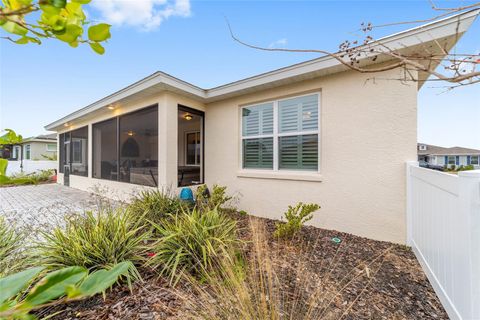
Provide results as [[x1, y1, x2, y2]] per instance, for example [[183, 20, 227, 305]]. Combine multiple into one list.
[[45, 9, 479, 131]]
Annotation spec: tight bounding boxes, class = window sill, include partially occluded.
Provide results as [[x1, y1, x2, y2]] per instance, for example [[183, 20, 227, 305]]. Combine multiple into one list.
[[237, 170, 322, 182]]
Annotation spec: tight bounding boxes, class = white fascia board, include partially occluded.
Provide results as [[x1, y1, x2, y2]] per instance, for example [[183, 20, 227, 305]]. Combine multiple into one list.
[[45, 9, 479, 131], [21, 139, 56, 143], [206, 9, 479, 98], [45, 73, 206, 130]]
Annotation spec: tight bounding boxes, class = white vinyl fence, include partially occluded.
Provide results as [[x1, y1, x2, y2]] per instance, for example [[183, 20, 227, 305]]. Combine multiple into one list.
[[407, 162, 480, 320], [5, 160, 57, 176]]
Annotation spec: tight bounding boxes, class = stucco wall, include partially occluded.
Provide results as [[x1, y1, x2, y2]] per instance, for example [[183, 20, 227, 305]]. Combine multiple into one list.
[[24, 141, 56, 160], [204, 68, 417, 243], [55, 67, 416, 243]]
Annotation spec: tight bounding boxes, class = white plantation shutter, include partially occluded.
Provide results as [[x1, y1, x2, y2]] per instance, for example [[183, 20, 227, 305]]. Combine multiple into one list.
[[242, 103, 273, 136], [278, 95, 318, 133], [279, 135, 318, 170], [241, 93, 319, 171], [243, 138, 274, 169]]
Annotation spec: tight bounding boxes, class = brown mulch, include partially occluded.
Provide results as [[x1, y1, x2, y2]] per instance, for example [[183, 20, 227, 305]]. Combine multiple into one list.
[[41, 214, 447, 320]]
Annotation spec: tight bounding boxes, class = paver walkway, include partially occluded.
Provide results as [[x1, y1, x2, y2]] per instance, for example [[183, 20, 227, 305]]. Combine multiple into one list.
[[0, 183, 103, 240]]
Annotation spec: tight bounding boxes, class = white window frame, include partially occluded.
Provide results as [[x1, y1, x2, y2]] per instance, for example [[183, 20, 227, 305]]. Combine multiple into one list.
[[240, 92, 321, 174], [24, 144, 31, 160], [471, 155, 479, 165], [46, 143, 56, 152], [184, 131, 201, 167], [447, 156, 456, 165], [12, 146, 20, 159]]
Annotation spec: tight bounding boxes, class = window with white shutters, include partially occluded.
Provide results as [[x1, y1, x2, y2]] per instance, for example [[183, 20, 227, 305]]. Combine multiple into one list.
[[242, 103, 274, 169], [241, 93, 319, 171]]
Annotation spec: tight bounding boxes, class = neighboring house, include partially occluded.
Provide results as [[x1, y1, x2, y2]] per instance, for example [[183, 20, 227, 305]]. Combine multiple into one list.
[[9, 134, 58, 161], [1, 133, 57, 161], [418, 143, 480, 169], [44, 11, 478, 244]]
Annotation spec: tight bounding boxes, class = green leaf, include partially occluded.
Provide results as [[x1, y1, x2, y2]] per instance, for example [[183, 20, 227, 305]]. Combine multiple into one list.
[[15, 37, 29, 44], [88, 23, 111, 42], [47, 15, 67, 31], [72, 0, 91, 3], [55, 24, 82, 43], [76, 262, 132, 297], [68, 40, 79, 48], [0, 267, 44, 304], [1, 21, 28, 36], [89, 42, 105, 55], [51, 0, 67, 8], [39, 4, 61, 15], [65, 1, 85, 19], [22, 266, 87, 307]]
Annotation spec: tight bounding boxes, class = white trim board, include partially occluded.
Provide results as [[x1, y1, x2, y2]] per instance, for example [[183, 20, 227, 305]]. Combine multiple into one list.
[[45, 10, 479, 131]]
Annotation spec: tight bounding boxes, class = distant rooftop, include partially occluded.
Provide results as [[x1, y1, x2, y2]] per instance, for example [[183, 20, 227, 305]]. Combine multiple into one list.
[[22, 133, 57, 143], [418, 143, 480, 156]]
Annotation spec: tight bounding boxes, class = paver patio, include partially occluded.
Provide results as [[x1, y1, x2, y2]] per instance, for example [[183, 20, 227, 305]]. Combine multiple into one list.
[[0, 184, 103, 240]]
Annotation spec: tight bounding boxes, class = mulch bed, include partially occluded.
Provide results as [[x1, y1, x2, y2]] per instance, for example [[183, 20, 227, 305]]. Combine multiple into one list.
[[41, 214, 447, 320]]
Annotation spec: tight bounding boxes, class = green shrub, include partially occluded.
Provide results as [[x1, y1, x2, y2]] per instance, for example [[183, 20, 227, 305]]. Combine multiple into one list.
[[458, 164, 474, 171], [450, 164, 456, 171], [274, 203, 320, 239], [10, 177, 37, 185], [0, 175, 10, 185], [34, 169, 54, 182], [128, 189, 186, 224], [36, 208, 150, 280], [0, 158, 7, 176], [148, 208, 239, 285], [196, 184, 233, 211], [0, 217, 23, 277], [0, 262, 135, 319], [0, 170, 54, 187]]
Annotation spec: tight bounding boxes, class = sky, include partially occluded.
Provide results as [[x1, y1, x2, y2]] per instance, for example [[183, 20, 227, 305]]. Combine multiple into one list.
[[0, 0, 479, 148]]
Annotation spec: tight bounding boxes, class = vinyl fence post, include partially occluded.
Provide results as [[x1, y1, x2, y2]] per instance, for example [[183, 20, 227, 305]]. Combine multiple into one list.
[[458, 170, 480, 319], [405, 161, 418, 246]]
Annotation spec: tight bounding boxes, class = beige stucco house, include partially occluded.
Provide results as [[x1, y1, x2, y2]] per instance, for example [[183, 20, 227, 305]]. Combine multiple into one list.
[[45, 10, 478, 244], [9, 134, 57, 161]]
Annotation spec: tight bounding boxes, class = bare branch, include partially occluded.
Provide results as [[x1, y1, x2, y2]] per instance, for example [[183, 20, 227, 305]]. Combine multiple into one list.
[[225, 1, 480, 91]]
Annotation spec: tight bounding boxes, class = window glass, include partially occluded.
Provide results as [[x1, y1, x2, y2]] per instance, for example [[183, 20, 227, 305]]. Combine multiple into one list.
[[25, 145, 31, 160], [46, 143, 56, 151], [70, 126, 88, 176], [471, 156, 479, 165], [278, 94, 318, 133], [196, 132, 201, 165], [241, 94, 319, 171], [243, 138, 273, 169], [186, 132, 200, 165], [93, 119, 118, 181], [119, 106, 158, 187], [448, 156, 456, 165], [242, 103, 273, 136], [279, 134, 318, 170]]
